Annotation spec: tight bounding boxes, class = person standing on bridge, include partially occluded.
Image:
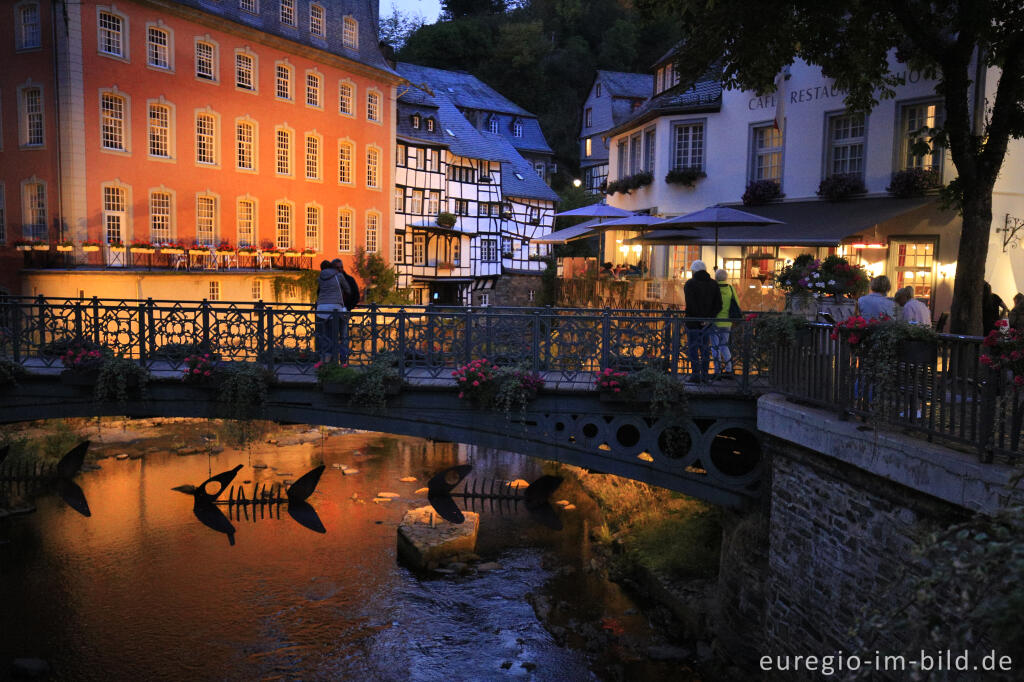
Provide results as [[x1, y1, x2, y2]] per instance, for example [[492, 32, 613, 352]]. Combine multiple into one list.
[[683, 260, 722, 383], [315, 260, 347, 362], [712, 269, 740, 378]]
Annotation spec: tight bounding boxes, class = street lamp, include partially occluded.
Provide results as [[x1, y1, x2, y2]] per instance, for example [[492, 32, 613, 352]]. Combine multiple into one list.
[[572, 178, 582, 188]]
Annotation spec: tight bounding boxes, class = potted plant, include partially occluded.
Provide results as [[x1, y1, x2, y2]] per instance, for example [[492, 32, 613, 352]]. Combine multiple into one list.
[[56, 240, 75, 252], [665, 167, 707, 187], [188, 242, 208, 255], [94, 354, 149, 404], [452, 358, 501, 408], [60, 343, 107, 386], [14, 239, 36, 251], [301, 248, 317, 257], [0, 356, 26, 390], [596, 366, 687, 417], [747, 312, 813, 373], [982, 321, 1024, 387], [82, 239, 102, 252], [492, 367, 544, 421], [237, 244, 257, 255], [159, 241, 185, 255], [436, 212, 457, 228], [887, 168, 941, 198], [215, 241, 235, 256], [131, 240, 156, 254], [316, 357, 400, 410], [742, 179, 785, 205], [817, 173, 868, 201], [32, 240, 50, 251], [108, 240, 126, 252], [182, 352, 218, 384], [211, 362, 275, 420]]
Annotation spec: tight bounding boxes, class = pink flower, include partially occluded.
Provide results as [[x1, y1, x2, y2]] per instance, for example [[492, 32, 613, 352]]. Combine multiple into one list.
[[613, 388, 621, 393], [980, 355, 993, 366], [472, 380, 479, 386], [314, 362, 322, 369], [996, 319, 1009, 328], [203, 370, 211, 376], [458, 392, 464, 398], [1015, 375, 1024, 387], [192, 368, 200, 374]]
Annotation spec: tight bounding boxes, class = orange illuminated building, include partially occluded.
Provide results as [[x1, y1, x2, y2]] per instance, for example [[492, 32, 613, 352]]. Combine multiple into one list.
[[1, 0, 398, 301]]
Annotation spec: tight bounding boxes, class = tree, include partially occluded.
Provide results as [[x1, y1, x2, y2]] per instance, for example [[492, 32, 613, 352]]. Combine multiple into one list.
[[638, 0, 1024, 335], [378, 3, 425, 50], [442, 0, 506, 19], [353, 248, 411, 305]]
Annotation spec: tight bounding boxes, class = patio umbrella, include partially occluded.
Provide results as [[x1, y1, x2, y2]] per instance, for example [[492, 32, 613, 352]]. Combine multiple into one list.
[[553, 202, 633, 218], [622, 228, 699, 245], [657, 206, 783, 267], [592, 214, 666, 229]]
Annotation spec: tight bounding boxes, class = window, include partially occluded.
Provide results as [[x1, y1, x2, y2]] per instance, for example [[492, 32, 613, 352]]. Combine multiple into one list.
[[338, 209, 352, 251], [195, 41, 216, 81], [426, 118, 435, 132], [452, 240, 461, 266], [310, 4, 325, 37], [101, 93, 126, 150], [488, 117, 498, 134], [427, 191, 440, 215], [585, 137, 592, 157], [276, 128, 291, 175], [672, 121, 704, 171], [366, 147, 380, 188], [889, 239, 936, 308], [411, 189, 423, 214], [724, 258, 742, 283], [280, 0, 295, 26], [479, 292, 490, 306], [208, 281, 221, 301], [393, 233, 404, 263], [616, 140, 627, 178], [367, 91, 381, 122], [103, 186, 126, 244], [412, 233, 425, 265], [395, 143, 406, 167], [412, 114, 421, 129], [98, 11, 124, 57], [275, 202, 291, 248], [20, 86, 43, 147], [750, 124, 783, 182], [197, 194, 217, 245], [365, 212, 378, 252], [196, 113, 216, 164], [251, 279, 262, 300], [276, 64, 292, 100], [22, 181, 45, 240], [306, 205, 321, 251], [235, 52, 255, 91], [338, 81, 354, 115], [409, 147, 424, 169], [428, 149, 440, 170], [534, 162, 545, 178], [146, 103, 172, 159], [643, 128, 656, 172], [513, 120, 523, 137], [147, 27, 170, 69], [150, 191, 172, 242], [481, 238, 498, 262], [629, 134, 641, 174], [826, 112, 866, 177], [394, 187, 405, 212], [305, 134, 320, 180], [337, 141, 353, 184], [452, 199, 469, 215], [306, 72, 322, 107], [585, 108, 592, 128], [596, 82, 601, 98], [448, 165, 475, 183], [237, 198, 255, 246], [17, 3, 41, 50], [899, 101, 943, 172], [240, 0, 258, 14], [342, 16, 358, 49], [236, 121, 255, 170]]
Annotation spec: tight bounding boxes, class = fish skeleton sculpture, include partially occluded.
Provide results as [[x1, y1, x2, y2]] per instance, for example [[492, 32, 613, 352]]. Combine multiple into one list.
[[426, 464, 564, 530], [0, 442, 92, 517]]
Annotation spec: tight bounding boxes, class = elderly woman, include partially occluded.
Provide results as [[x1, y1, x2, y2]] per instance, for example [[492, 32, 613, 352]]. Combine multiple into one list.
[[894, 286, 931, 325], [856, 275, 896, 320]]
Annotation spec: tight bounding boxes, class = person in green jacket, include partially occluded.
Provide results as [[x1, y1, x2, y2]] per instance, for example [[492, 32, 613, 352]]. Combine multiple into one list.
[[712, 269, 738, 377]]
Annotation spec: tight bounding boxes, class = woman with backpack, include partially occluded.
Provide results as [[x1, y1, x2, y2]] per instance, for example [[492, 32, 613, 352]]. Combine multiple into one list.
[[712, 269, 741, 377]]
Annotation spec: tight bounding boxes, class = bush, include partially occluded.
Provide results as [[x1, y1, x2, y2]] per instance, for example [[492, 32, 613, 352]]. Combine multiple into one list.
[[182, 353, 217, 382], [604, 171, 654, 195], [214, 363, 274, 419], [0, 357, 26, 388], [742, 179, 784, 205], [436, 211, 457, 228], [95, 354, 149, 404], [817, 173, 867, 201], [887, 168, 940, 197], [665, 167, 707, 187]]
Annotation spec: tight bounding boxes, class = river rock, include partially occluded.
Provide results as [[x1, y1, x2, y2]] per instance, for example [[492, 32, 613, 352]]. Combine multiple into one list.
[[414, 487, 428, 494], [563, 504, 576, 511], [11, 658, 50, 678], [115, 453, 129, 460], [342, 468, 359, 475], [377, 492, 400, 498], [647, 644, 692, 661], [555, 499, 570, 507], [399, 476, 417, 482], [396, 506, 479, 571], [508, 479, 529, 489], [477, 561, 502, 572]]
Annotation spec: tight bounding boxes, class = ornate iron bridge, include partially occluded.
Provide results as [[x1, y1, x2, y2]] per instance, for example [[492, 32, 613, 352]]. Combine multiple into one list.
[[0, 297, 768, 508]]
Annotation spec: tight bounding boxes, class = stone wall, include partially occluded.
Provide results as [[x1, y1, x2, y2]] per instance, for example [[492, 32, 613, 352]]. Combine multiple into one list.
[[473, 273, 542, 307]]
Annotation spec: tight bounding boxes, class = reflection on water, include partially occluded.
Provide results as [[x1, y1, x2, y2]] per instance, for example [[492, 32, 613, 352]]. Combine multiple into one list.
[[0, 426, 697, 681]]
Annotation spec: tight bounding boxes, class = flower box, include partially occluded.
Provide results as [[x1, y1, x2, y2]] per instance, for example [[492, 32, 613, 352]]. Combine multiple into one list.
[[322, 376, 401, 396], [132, 248, 155, 254], [82, 245, 101, 252], [215, 249, 234, 256], [282, 251, 300, 257], [32, 244, 50, 251], [301, 250, 317, 256], [56, 245, 74, 252], [110, 246, 126, 252], [16, 245, 33, 251], [237, 249, 257, 256], [160, 247, 184, 255], [188, 248, 208, 255]]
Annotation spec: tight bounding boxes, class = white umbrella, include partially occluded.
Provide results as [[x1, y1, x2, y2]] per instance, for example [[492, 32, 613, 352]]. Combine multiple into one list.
[[553, 203, 633, 218], [657, 206, 783, 267]]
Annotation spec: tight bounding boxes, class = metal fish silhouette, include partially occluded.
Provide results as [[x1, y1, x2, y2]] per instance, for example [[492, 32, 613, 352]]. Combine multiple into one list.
[[0, 442, 92, 517], [426, 465, 564, 530]]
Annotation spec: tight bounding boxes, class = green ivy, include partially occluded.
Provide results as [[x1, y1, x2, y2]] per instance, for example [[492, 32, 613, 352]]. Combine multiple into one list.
[[94, 353, 149, 405]]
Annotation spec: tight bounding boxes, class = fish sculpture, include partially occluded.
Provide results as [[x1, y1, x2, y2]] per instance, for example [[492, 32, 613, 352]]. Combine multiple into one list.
[[426, 465, 564, 530], [0, 442, 92, 517]]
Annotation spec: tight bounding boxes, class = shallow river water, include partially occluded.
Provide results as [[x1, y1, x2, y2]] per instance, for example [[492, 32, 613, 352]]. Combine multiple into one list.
[[0, 422, 698, 681]]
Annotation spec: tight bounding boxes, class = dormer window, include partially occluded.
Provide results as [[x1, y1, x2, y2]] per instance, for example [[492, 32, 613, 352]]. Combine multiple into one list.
[[426, 118, 435, 132], [512, 119, 523, 138], [596, 82, 601, 98], [412, 114, 420, 129], [488, 116, 498, 134]]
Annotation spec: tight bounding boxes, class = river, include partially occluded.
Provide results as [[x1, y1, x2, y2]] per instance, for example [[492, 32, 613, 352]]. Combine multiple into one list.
[[0, 420, 699, 681]]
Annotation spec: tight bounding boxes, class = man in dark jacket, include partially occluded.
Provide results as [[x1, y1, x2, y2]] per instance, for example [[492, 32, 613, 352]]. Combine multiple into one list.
[[331, 259, 359, 362], [683, 260, 722, 383]]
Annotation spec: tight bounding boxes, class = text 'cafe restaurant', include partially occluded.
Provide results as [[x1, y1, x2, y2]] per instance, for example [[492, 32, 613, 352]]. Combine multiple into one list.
[[546, 196, 962, 317]]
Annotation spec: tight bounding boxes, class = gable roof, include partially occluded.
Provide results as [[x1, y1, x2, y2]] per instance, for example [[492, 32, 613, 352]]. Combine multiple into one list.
[[597, 70, 653, 99], [488, 134, 559, 202], [396, 63, 532, 117], [606, 79, 723, 138]]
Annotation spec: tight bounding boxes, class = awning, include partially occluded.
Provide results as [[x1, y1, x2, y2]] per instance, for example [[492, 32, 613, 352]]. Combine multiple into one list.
[[643, 197, 940, 246], [531, 218, 606, 244], [472, 278, 497, 290], [403, 219, 461, 237]]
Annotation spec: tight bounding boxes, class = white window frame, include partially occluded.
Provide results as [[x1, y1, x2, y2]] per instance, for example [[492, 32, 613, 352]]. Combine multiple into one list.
[[749, 122, 783, 183], [239, 0, 259, 14], [236, 196, 257, 247], [146, 23, 173, 71], [671, 119, 705, 171], [97, 7, 127, 60], [897, 99, 944, 174], [338, 207, 353, 252], [275, 61, 293, 101], [412, 233, 425, 265], [275, 200, 293, 249], [208, 280, 221, 302], [195, 109, 219, 167], [16, 2, 42, 51], [305, 203, 322, 251], [342, 16, 358, 49], [234, 49, 257, 92], [366, 90, 382, 123], [365, 211, 379, 252], [280, 0, 296, 26], [149, 188, 174, 243], [101, 183, 130, 244], [100, 89, 129, 153], [275, 126, 293, 176], [338, 80, 355, 116], [236, 117, 257, 172], [305, 70, 323, 109], [488, 117, 498, 134], [19, 83, 44, 148], [513, 120, 523, 138], [310, 4, 326, 38], [146, 98, 175, 161], [366, 145, 381, 189], [481, 238, 499, 263], [305, 132, 322, 181], [196, 193, 218, 246], [825, 111, 866, 178], [251, 278, 263, 300], [194, 38, 218, 83], [21, 178, 46, 241], [393, 232, 404, 263], [338, 140, 354, 184]]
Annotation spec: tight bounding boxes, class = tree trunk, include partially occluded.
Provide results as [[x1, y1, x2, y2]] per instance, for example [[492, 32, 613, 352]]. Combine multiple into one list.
[[948, 190, 993, 336]]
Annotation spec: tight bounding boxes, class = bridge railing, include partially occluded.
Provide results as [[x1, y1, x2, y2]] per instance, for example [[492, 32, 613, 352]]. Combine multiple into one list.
[[0, 296, 769, 387], [770, 323, 1021, 462]]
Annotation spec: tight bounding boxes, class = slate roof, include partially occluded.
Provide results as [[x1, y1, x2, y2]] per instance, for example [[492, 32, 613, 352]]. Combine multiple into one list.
[[396, 63, 553, 155], [597, 70, 653, 99], [395, 99, 445, 146], [605, 79, 723, 138], [488, 135, 559, 202]]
